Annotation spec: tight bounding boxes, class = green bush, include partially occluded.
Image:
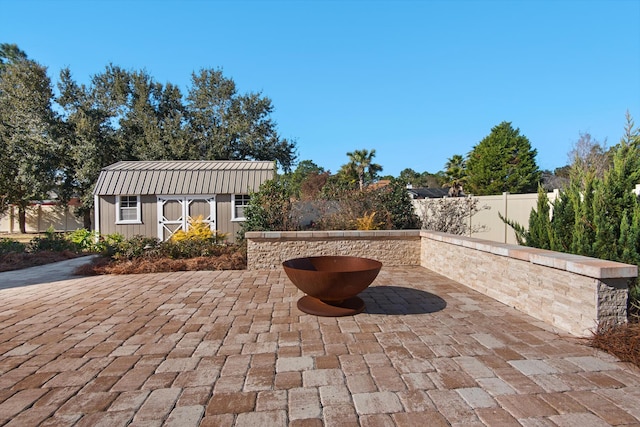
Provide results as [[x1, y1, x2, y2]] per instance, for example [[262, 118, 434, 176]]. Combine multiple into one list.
[[315, 179, 420, 230], [0, 238, 26, 255], [158, 239, 227, 259], [106, 233, 232, 261], [505, 115, 640, 317], [241, 177, 297, 235], [29, 228, 78, 253], [111, 235, 160, 260], [96, 233, 125, 256], [67, 228, 101, 252]]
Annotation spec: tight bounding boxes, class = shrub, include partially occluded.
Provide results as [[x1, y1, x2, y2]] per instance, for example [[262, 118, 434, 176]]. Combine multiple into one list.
[[29, 227, 78, 253], [354, 212, 383, 230], [241, 177, 298, 235], [111, 235, 160, 261], [315, 180, 421, 231], [419, 196, 489, 235], [504, 114, 640, 318], [67, 228, 100, 252], [0, 238, 26, 255], [97, 233, 125, 256], [372, 179, 421, 229], [159, 239, 228, 259], [171, 216, 227, 244]]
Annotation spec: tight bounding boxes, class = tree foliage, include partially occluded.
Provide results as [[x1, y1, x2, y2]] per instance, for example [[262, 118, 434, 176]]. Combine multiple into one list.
[[57, 66, 129, 227], [3, 43, 300, 232], [465, 122, 541, 195], [373, 179, 421, 229], [241, 152, 419, 235], [241, 176, 297, 233], [287, 160, 326, 200], [340, 148, 382, 191], [0, 43, 27, 72], [396, 168, 444, 188], [444, 154, 467, 186], [505, 113, 640, 309], [0, 57, 59, 232], [186, 69, 296, 170], [568, 132, 611, 182], [419, 197, 489, 235]]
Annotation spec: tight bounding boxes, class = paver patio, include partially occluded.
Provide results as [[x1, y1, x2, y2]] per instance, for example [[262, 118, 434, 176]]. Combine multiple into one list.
[[1, 266, 639, 426]]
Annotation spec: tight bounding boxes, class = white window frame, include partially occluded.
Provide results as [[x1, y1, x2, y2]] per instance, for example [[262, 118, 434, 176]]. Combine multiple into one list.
[[231, 194, 250, 221], [116, 195, 142, 224]]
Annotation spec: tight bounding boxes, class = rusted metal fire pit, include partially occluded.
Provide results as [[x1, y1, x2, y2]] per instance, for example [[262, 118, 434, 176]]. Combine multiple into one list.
[[282, 256, 382, 316]]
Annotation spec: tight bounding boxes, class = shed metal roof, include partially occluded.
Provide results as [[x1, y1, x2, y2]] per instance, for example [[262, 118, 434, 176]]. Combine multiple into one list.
[[93, 161, 275, 196]]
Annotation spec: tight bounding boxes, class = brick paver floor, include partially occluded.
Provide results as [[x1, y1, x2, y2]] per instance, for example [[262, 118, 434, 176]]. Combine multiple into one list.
[[1, 266, 640, 426]]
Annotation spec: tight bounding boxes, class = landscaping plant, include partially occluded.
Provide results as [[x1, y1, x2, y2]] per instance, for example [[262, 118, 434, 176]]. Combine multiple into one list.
[[501, 114, 640, 365], [419, 196, 489, 235], [0, 228, 84, 272], [0, 238, 26, 255]]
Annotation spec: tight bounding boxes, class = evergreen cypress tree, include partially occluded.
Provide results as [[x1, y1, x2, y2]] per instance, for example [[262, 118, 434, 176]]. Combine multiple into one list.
[[503, 113, 640, 314], [570, 173, 595, 257], [592, 114, 640, 261], [527, 186, 552, 249], [466, 122, 541, 195], [549, 192, 574, 252], [619, 204, 640, 266]]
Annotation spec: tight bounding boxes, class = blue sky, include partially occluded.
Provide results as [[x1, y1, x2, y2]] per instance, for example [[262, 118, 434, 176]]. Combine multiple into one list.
[[3, 0, 639, 177]]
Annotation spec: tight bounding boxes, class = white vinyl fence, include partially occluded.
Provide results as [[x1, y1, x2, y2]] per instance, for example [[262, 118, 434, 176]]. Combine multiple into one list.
[[0, 203, 84, 233], [414, 190, 561, 244]]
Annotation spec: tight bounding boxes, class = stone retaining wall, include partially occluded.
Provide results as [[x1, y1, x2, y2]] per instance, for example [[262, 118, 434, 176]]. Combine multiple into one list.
[[245, 230, 421, 270], [245, 230, 637, 336]]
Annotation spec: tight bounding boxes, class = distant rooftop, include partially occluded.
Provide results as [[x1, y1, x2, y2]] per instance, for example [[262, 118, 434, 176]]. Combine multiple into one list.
[[407, 187, 452, 199]]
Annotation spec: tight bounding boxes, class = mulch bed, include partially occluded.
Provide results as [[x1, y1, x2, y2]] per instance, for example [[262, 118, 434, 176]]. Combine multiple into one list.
[[74, 252, 247, 275], [591, 322, 640, 368], [0, 251, 79, 272]]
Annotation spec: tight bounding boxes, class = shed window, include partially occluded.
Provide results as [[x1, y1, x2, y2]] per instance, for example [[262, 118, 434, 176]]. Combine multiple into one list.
[[232, 194, 250, 221], [116, 195, 141, 224]]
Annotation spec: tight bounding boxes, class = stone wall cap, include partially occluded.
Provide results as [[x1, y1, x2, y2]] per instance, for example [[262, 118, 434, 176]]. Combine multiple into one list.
[[565, 259, 638, 279], [246, 229, 421, 240], [422, 231, 638, 279]]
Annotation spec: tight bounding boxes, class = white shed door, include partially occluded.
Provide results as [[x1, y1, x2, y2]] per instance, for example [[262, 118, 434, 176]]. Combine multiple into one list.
[[157, 196, 216, 241]]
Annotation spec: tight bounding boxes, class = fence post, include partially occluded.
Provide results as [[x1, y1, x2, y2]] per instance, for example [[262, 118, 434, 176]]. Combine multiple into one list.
[[503, 192, 509, 243], [468, 195, 472, 237], [37, 204, 42, 233]]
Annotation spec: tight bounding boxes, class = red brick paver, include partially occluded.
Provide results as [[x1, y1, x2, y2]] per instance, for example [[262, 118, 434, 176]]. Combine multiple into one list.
[[1, 267, 640, 426]]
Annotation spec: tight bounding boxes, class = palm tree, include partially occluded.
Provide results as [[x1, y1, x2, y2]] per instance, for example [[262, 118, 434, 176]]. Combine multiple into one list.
[[444, 154, 467, 186], [345, 149, 382, 190]]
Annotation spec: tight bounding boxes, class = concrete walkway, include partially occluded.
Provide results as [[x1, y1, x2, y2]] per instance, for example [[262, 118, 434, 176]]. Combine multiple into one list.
[[0, 266, 639, 426], [0, 255, 98, 290]]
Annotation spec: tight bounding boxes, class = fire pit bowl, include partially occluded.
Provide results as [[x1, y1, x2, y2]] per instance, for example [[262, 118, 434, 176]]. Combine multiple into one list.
[[282, 255, 382, 316]]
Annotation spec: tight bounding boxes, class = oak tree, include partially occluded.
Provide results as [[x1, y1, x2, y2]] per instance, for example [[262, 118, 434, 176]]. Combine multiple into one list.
[[0, 58, 60, 232]]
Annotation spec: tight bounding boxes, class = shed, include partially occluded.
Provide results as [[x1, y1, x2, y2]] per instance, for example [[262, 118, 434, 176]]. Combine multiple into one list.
[[93, 160, 275, 242]]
